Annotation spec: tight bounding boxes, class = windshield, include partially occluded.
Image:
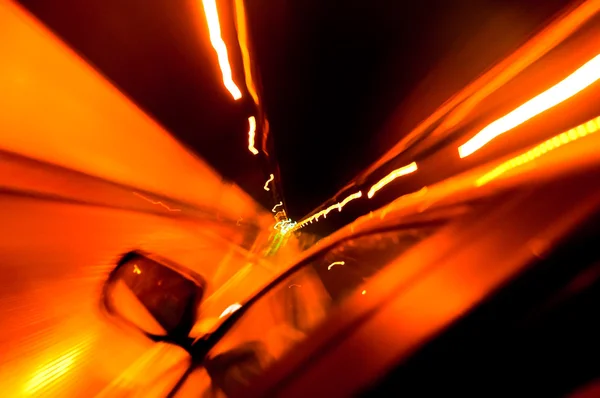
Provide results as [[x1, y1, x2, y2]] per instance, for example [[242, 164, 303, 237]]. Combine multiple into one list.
[[201, 224, 443, 396]]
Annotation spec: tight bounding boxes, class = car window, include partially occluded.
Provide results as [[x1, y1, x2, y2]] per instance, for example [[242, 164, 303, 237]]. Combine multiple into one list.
[[201, 225, 443, 396]]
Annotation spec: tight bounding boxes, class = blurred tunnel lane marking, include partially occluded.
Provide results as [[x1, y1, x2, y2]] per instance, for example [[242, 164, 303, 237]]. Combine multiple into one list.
[[476, 115, 600, 186], [459, 53, 600, 158]]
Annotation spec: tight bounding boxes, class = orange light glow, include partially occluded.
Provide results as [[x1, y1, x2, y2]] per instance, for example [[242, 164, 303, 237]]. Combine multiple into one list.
[[459, 53, 600, 158], [247, 116, 259, 155], [272, 201, 283, 212], [201, 0, 242, 100], [264, 174, 274, 191], [361, 290, 367, 295], [133, 192, 181, 212], [368, 162, 418, 198], [233, 0, 259, 105], [476, 115, 600, 186], [296, 191, 363, 228], [133, 264, 141, 274]]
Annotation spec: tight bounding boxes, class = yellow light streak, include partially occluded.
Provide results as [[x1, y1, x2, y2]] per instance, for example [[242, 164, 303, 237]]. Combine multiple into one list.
[[367, 162, 418, 198], [328, 261, 345, 270], [476, 115, 600, 186], [247, 116, 258, 155], [264, 174, 274, 191], [459, 53, 600, 158], [272, 201, 283, 212], [296, 191, 363, 228], [201, 0, 242, 100]]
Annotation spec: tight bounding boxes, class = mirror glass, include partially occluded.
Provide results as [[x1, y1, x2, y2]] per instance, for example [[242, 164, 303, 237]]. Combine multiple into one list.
[[104, 252, 205, 337]]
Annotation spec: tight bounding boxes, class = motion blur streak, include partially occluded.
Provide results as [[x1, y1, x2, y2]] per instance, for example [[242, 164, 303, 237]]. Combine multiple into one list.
[[459, 53, 600, 158], [132, 192, 182, 212], [272, 202, 283, 212], [365, 0, 600, 176], [297, 191, 363, 228], [233, 0, 259, 105], [0, 0, 271, 228], [368, 162, 418, 198], [24, 336, 92, 395], [476, 116, 600, 186], [264, 174, 274, 191], [247, 116, 259, 155], [201, 0, 242, 100]]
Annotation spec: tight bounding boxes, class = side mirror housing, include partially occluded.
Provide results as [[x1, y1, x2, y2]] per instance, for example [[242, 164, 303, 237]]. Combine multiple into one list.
[[101, 251, 206, 348]]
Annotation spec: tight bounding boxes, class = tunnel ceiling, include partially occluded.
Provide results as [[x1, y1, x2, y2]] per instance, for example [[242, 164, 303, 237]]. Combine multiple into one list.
[[18, 0, 576, 223]]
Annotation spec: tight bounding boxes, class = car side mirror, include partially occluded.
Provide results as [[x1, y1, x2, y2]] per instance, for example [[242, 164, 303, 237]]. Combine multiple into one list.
[[101, 251, 206, 348]]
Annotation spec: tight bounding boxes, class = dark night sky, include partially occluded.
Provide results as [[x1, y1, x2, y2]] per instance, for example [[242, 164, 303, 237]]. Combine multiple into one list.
[[18, 0, 575, 224]]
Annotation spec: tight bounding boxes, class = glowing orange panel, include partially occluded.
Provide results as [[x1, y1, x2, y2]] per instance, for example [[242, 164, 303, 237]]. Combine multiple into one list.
[[202, 0, 242, 100], [368, 162, 418, 198], [459, 53, 600, 158]]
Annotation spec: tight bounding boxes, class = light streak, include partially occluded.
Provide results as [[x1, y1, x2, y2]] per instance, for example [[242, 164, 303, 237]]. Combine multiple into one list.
[[272, 201, 283, 212], [476, 115, 600, 186], [233, 0, 259, 104], [274, 218, 296, 234], [296, 191, 363, 228], [247, 116, 259, 155], [264, 174, 274, 191], [133, 264, 141, 274], [367, 162, 418, 198], [133, 192, 181, 212], [459, 53, 600, 158], [361, 290, 366, 295], [201, 0, 242, 100], [328, 261, 345, 270], [219, 303, 242, 318], [288, 284, 302, 288]]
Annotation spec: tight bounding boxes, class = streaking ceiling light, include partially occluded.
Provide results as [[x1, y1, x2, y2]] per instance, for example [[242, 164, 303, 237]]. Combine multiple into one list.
[[247, 116, 259, 155], [368, 162, 418, 198], [202, 0, 242, 100], [272, 201, 283, 212], [296, 191, 363, 229], [476, 115, 600, 186], [328, 261, 345, 270], [459, 53, 600, 158], [264, 174, 274, 191]]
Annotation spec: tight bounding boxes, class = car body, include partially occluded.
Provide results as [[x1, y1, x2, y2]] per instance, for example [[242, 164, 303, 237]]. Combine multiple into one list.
[[118, 111, 600, 397]]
